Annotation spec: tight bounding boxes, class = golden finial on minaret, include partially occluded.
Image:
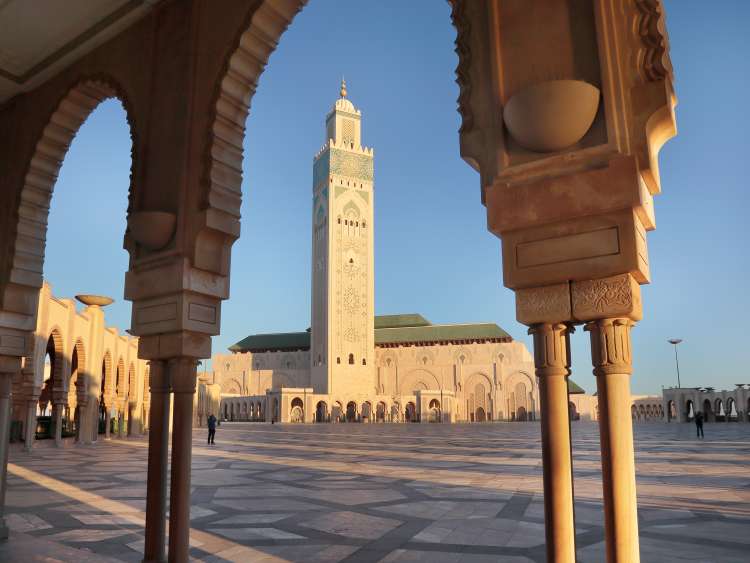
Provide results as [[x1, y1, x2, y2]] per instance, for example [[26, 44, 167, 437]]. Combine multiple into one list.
[[340, 77, 347, 98]]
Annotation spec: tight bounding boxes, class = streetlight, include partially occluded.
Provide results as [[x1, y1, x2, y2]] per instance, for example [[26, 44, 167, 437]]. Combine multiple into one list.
[[668, 338, 683, 388]]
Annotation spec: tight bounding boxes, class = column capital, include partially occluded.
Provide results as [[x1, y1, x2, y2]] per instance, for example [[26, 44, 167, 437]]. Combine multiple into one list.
[[168, 357, 198, 395], [528, 323, 574, 378], [585, 318, 635, 376]]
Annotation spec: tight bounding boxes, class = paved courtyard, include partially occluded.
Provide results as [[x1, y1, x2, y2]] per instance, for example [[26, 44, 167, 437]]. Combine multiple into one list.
[[2, 421, 749, 562]]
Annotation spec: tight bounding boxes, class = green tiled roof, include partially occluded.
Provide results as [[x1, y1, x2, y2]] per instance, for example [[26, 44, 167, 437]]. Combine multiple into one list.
[[568, 379, 586, 394], [229, 331, 310, 353], [375, 323, 510, 345], [375, 313, 431, 329], [230, 314, 511, 352]]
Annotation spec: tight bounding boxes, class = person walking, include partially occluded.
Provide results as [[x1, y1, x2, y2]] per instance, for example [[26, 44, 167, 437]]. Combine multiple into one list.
[[207, 413, 217, 445], [695, 411, 704, 439]]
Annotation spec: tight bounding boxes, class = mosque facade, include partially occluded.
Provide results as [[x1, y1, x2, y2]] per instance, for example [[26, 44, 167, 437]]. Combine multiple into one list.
[[209, 84, 567, 423]]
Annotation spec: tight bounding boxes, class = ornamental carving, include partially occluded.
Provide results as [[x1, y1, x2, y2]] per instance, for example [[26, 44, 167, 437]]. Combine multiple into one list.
[[515, 283, 571, 325], [449, 0, 473, 134], [571, 274, 642, 322], [343, 287, 360, 312], [635, 0, 674, 83]]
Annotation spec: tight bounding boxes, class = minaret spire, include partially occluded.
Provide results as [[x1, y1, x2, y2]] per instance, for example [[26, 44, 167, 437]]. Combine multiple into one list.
[[340, 77, 347, 98]]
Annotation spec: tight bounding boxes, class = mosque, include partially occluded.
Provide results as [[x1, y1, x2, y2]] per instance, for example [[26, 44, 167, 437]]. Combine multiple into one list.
[[207, 82, 589, 424]]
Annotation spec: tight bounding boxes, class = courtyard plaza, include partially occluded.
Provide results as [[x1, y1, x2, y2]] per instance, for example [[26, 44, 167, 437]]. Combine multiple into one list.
[[2, 422, 748, 563]]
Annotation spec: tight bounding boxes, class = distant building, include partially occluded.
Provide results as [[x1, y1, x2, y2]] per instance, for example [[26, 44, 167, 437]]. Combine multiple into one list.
[[663, 386, 749, 423]]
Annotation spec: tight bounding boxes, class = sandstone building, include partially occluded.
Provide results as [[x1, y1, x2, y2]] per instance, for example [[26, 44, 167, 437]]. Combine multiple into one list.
[[210, 84, 562, 424]]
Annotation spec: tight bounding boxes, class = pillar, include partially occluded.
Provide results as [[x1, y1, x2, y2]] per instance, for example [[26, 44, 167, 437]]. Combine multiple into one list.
[[53, 401, 63, 446], [586, 318, 640, 563], [528, 322, 576, 563], [168, 357, 198, 562], [0, 370, 14, 540], [143, 361, 170, 563], [104, 408, 111, 439], [24, 399, 36, 452]]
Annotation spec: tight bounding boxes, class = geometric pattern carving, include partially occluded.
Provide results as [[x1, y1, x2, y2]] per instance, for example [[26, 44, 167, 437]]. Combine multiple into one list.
[[572, 274, 642, 322]]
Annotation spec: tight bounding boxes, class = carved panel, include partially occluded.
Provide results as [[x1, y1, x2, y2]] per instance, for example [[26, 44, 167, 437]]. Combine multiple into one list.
[[572, 274, 642, 322], [515, 283, 571, 325]]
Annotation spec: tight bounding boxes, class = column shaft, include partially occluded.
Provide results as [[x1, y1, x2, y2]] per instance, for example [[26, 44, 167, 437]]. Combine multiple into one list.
[[168, 358, 197, 562], [586, 318, 640, 563], [105, 409, 111, 439], [0, 373, 12, 540], [53, 403, 63, 446], [144, 361, 170, 563], [529, 323, 576, 563], [24, 401, 35, 451]]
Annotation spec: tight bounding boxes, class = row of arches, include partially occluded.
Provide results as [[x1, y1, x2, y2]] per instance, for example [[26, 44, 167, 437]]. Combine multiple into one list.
[[631, 404, 665, 422], [675, 397, 748, 422]]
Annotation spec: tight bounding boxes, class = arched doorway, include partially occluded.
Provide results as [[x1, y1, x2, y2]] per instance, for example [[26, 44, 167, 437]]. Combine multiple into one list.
[[405, 402, 417, 422], [361, 401, 372, 421], [428, 399, 441, 422], [569, 401, 580, 421], [346, 401, 357, 422], [726, 398, 738, 421], [315, 401, 328, 423], [290, 397, 304, 423], [703, 398, 713, 422], [475, 406, 487, 422], [685, 400, 695, 422], [376, 401, 386, 422], [714, 398, 724, 422], [667, 400, 677, 422]]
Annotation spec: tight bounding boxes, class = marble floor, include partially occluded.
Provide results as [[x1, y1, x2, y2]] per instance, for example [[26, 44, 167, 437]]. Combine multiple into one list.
[[2, 421, 749, 562]]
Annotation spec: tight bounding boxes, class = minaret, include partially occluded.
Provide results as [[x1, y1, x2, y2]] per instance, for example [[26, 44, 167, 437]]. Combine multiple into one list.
[[310, 80, 375, 397]]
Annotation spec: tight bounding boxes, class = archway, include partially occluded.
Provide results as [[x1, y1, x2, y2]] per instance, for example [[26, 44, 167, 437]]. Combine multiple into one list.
[[726, 398, 738, 421], [703, 398, 713, 422], [686, 400, 695, 422], [361, 401, 372, 421], [714, 398, 724, 422], [569, 401, 580, 421], [429, 399, 441, 423], [405, 402, 417, 422], [316, 401, 328, 423], [476, 406, 487, 422], [290, 397, 304, 423], [631, 405, 638, 421], [37, 330, 64, 440], [346, 401, 357, 422], [376, 401, 386, 422], [668, 400, 677, 422]]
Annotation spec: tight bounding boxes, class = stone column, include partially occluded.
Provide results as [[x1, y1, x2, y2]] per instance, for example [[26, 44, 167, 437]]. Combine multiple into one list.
[[53, 401, 63, 446], [586, 318, 639, 563], [0, 370, 14, 540], [168, 357, 198, 562], [573, 274, 643, 563], [529, 322, 576, 563], [24, 399, 36, 452], [143, 361, 170, 563], [104, 408, 111, 439]]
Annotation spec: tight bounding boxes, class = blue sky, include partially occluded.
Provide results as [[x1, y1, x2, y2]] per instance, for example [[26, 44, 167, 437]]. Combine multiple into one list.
[[44, 0, 749, 395]]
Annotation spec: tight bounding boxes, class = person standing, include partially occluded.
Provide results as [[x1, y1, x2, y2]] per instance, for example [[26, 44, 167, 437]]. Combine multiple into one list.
[[695, 411, 704, 439], [207, 413, 217, 445]]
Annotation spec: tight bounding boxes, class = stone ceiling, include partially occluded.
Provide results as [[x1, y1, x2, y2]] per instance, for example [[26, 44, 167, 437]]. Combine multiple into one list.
[[0, 0, 162, 104]]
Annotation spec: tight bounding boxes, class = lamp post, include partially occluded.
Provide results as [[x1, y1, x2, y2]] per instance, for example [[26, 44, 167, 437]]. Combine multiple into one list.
[[668, 339, 683, 388]]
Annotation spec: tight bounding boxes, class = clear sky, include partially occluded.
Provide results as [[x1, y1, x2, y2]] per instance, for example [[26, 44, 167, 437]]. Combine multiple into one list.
[[44, 0, 749, 395]]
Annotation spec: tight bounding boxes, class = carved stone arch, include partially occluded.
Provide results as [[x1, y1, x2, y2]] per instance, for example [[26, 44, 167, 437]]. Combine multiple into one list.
[[379, 350, 398, 368], [6, 76, 138, 298], [505, 370, 535, 392], [453, 346, 473, 365], [127, 362, 137, 405], [115, 357, 126, 402], [222, 378, 242, 395], [342, 200, 361, 220], [197, 0, 304, 276], [101, 350, 114, 403], [71, 338, 87, 406], [40, 328, 65, 405], [464, 371, 493, 395], [400, 368, 440, 394], [415, 348, 435, 366]]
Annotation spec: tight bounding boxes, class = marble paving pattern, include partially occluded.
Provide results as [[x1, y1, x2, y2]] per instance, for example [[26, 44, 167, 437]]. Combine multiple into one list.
[[2, 422, 749, 562]]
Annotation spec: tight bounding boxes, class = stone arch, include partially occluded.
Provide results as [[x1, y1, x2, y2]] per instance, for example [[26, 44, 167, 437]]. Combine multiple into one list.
[[101, 350, 113, 404], [115, 357, 126, 402], [703, 398, 713, 422], [465, 371, 492, 422], [453, 347, 473, 365], [400, 368, 440, 394], [70, 338, 87, 411], [39, 328, 65, 414], [726, 397, 737, 421], [714, 398, 724, 421], [7, 77, 138, 298], [222, 377, 242, 395], [127, 363, 137, 404]]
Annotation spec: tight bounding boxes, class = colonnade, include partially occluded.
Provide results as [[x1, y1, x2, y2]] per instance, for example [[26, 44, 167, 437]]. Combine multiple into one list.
[[0, 0, 677, 561]]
